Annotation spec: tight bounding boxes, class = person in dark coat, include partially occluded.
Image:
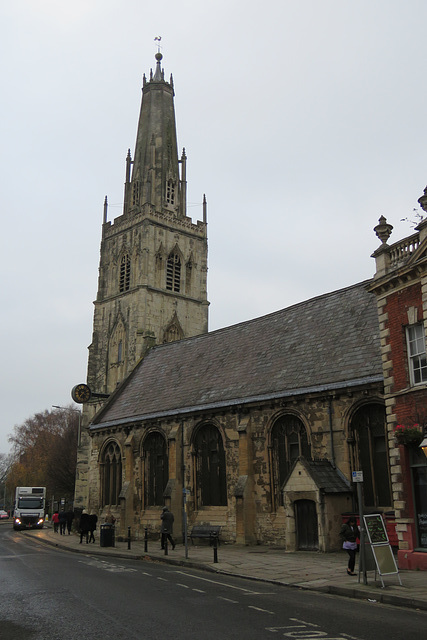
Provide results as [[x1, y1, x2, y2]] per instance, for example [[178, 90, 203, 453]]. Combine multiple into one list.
[[65, 509, 74, 535], [340, 516, 360, 576], [79, 510, 90, 544], [88, 513, 98, 543], [160, 506, 175, 550], [58, 510, 67, 535]]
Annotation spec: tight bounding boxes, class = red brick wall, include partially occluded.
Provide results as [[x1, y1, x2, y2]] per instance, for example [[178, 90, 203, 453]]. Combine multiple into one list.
[[395, 390, 427, 426], [384, 283, 423, 394]]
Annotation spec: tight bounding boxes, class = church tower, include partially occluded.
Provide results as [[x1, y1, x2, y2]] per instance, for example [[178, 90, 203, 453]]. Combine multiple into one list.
[[74, 52, 209, 509]]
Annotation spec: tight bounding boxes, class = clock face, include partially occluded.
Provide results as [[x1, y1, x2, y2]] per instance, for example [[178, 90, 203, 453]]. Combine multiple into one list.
[[71, 383, 91, 404]]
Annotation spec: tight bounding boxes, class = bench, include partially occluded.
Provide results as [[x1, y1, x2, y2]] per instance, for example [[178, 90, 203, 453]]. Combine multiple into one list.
[[189, 525, 221, 546]]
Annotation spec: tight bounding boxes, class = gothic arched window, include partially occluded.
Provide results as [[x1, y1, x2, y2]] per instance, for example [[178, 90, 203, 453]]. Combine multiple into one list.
[[101, 442, 122, 507], [271, 415, 311, 509], [349, 404, 391, 508], [166, 179, 175, 205], [143, 432, 168, 507], [166, 252, 181, 292], [194, 424, 227, 507], [119, 254, 131, 292]]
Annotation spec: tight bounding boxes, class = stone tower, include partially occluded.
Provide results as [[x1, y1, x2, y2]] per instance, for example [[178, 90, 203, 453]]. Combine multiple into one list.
[[74, 52, 209, 509]]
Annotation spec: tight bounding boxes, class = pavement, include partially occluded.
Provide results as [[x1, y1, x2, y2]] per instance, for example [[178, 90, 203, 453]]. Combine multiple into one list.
[[8, 522, 427, 612]]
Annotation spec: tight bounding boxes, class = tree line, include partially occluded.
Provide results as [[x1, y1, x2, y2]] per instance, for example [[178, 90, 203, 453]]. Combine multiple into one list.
[[0, 406, 79, 513]]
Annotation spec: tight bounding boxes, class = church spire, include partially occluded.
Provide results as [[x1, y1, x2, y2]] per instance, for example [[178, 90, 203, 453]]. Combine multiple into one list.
[[124, 52, 184, 217]]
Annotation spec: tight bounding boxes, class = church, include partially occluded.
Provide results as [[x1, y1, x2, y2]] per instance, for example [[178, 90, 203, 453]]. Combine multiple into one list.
[[73, 51, 396, 551]]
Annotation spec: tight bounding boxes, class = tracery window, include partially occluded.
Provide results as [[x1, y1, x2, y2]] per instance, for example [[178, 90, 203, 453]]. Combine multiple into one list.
[[194, 424, 227, 507], [271, 415, 311, 509], [166, 179, 175, 205], [120, 254, 131, 292], [166, 252, 181, 292], [350, 403, 391, 508], [101, 442, 122, 507], [143, 432, 168, 507]]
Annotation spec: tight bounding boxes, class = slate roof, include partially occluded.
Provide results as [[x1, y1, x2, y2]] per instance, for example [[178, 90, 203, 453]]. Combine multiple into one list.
[[92, 280, 383, 429], [286, 459, 352, 494]]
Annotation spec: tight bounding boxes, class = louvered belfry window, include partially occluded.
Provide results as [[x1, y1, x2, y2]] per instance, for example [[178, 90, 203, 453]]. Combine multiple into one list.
[[166, 252, 181, 292], [120, 254, 130, 292], [166, 179, 175, 205]]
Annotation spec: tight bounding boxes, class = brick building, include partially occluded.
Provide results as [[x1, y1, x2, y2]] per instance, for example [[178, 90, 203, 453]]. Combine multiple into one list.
[[369, 198, 427, 570]]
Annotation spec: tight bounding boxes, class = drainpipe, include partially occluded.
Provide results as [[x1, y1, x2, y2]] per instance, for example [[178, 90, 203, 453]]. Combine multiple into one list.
[[181, 421, 188, 558], [328, 396, 336, 468]]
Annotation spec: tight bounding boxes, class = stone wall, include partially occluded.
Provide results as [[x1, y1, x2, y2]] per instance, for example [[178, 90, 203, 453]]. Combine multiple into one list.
[[83, 384, 384, 548]]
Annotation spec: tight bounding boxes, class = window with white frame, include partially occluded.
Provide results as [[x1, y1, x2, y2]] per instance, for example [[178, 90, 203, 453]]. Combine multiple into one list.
[[406, 324, 427, 385]]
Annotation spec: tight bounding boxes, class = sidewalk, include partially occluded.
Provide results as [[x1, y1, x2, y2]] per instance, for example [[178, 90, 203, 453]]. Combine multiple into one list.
[[24, 525, 427, 612]]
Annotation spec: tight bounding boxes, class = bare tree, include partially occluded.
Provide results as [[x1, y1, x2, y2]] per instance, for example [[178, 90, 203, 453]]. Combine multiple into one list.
[[6, 407, 79, 505]]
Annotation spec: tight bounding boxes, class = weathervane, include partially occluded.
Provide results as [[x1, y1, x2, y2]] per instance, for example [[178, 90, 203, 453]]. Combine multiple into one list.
[[154, 36, 162, 53]]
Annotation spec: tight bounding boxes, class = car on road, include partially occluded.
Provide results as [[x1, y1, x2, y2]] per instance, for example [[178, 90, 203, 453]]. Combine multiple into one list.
[[0, 510, 9, 519]]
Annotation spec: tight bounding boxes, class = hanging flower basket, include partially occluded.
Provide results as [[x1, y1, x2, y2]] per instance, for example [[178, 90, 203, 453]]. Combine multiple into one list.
[[394, 424, 423, 446]]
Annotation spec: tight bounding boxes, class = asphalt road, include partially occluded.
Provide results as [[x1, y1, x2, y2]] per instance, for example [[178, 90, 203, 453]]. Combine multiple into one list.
[[0, 524, 426, 640]]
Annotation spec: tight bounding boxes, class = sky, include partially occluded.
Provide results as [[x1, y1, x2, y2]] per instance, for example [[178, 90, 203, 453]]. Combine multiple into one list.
[[1, 0, 427, 455]]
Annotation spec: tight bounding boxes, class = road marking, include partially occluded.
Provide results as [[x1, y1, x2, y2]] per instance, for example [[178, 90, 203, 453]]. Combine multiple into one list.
[[290, 619, 319, 627], [248, 605, 275, 615], [157, 577, 168, 581], [217, 596, 239, 603], [266, 621, 359, 640], [78, 559, 137, 573], [174, 570, 263, 593], [192, 588, 206, 593], [176, 583, 189, 588]]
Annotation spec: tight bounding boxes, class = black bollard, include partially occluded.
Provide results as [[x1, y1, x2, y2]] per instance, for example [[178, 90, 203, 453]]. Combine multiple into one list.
[[144, 527, 148, 553], [212, 532, 218, 564], [164, 537, 168, 556], [127, 526, 131, 550]]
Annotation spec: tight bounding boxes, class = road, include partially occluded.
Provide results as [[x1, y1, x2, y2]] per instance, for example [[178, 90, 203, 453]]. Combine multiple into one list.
[[0, 524, 425, 640]]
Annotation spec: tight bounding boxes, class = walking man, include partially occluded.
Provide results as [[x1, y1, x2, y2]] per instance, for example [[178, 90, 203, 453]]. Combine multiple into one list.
[[160, 506, 175, 550]]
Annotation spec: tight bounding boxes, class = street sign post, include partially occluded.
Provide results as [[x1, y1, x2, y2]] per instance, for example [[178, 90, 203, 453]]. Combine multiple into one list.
[[352, 471, 367, 584]]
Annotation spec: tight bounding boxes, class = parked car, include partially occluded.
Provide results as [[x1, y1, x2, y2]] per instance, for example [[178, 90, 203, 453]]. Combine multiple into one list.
[[0, 510, 9, 519]]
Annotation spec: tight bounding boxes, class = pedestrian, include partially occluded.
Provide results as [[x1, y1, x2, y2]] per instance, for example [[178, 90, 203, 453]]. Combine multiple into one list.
[[65, 509, 74, 535], [58, 509, 67, 535], [340, 516, 360, 576], [88, 512, 98, 543], [160, 506, 175, 550], [52, 510, 60, 533], [79, 510, 90, 544]]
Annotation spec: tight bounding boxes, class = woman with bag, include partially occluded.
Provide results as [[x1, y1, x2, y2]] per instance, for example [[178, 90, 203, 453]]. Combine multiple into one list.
[[340, 516, 360, 576]]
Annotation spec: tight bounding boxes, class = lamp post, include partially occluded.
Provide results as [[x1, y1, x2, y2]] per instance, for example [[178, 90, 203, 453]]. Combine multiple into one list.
[[420, 432, 427, 458], [51, 405, 82, 514], [52, 405, 82, 446]]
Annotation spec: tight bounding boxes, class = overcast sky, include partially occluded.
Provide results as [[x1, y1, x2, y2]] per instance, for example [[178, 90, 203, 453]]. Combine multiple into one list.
[[1, 1, 426, 455]]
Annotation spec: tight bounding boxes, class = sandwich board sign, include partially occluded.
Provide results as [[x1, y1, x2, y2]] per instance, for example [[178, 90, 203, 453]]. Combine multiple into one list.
[[363, 514, 402, 587]]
